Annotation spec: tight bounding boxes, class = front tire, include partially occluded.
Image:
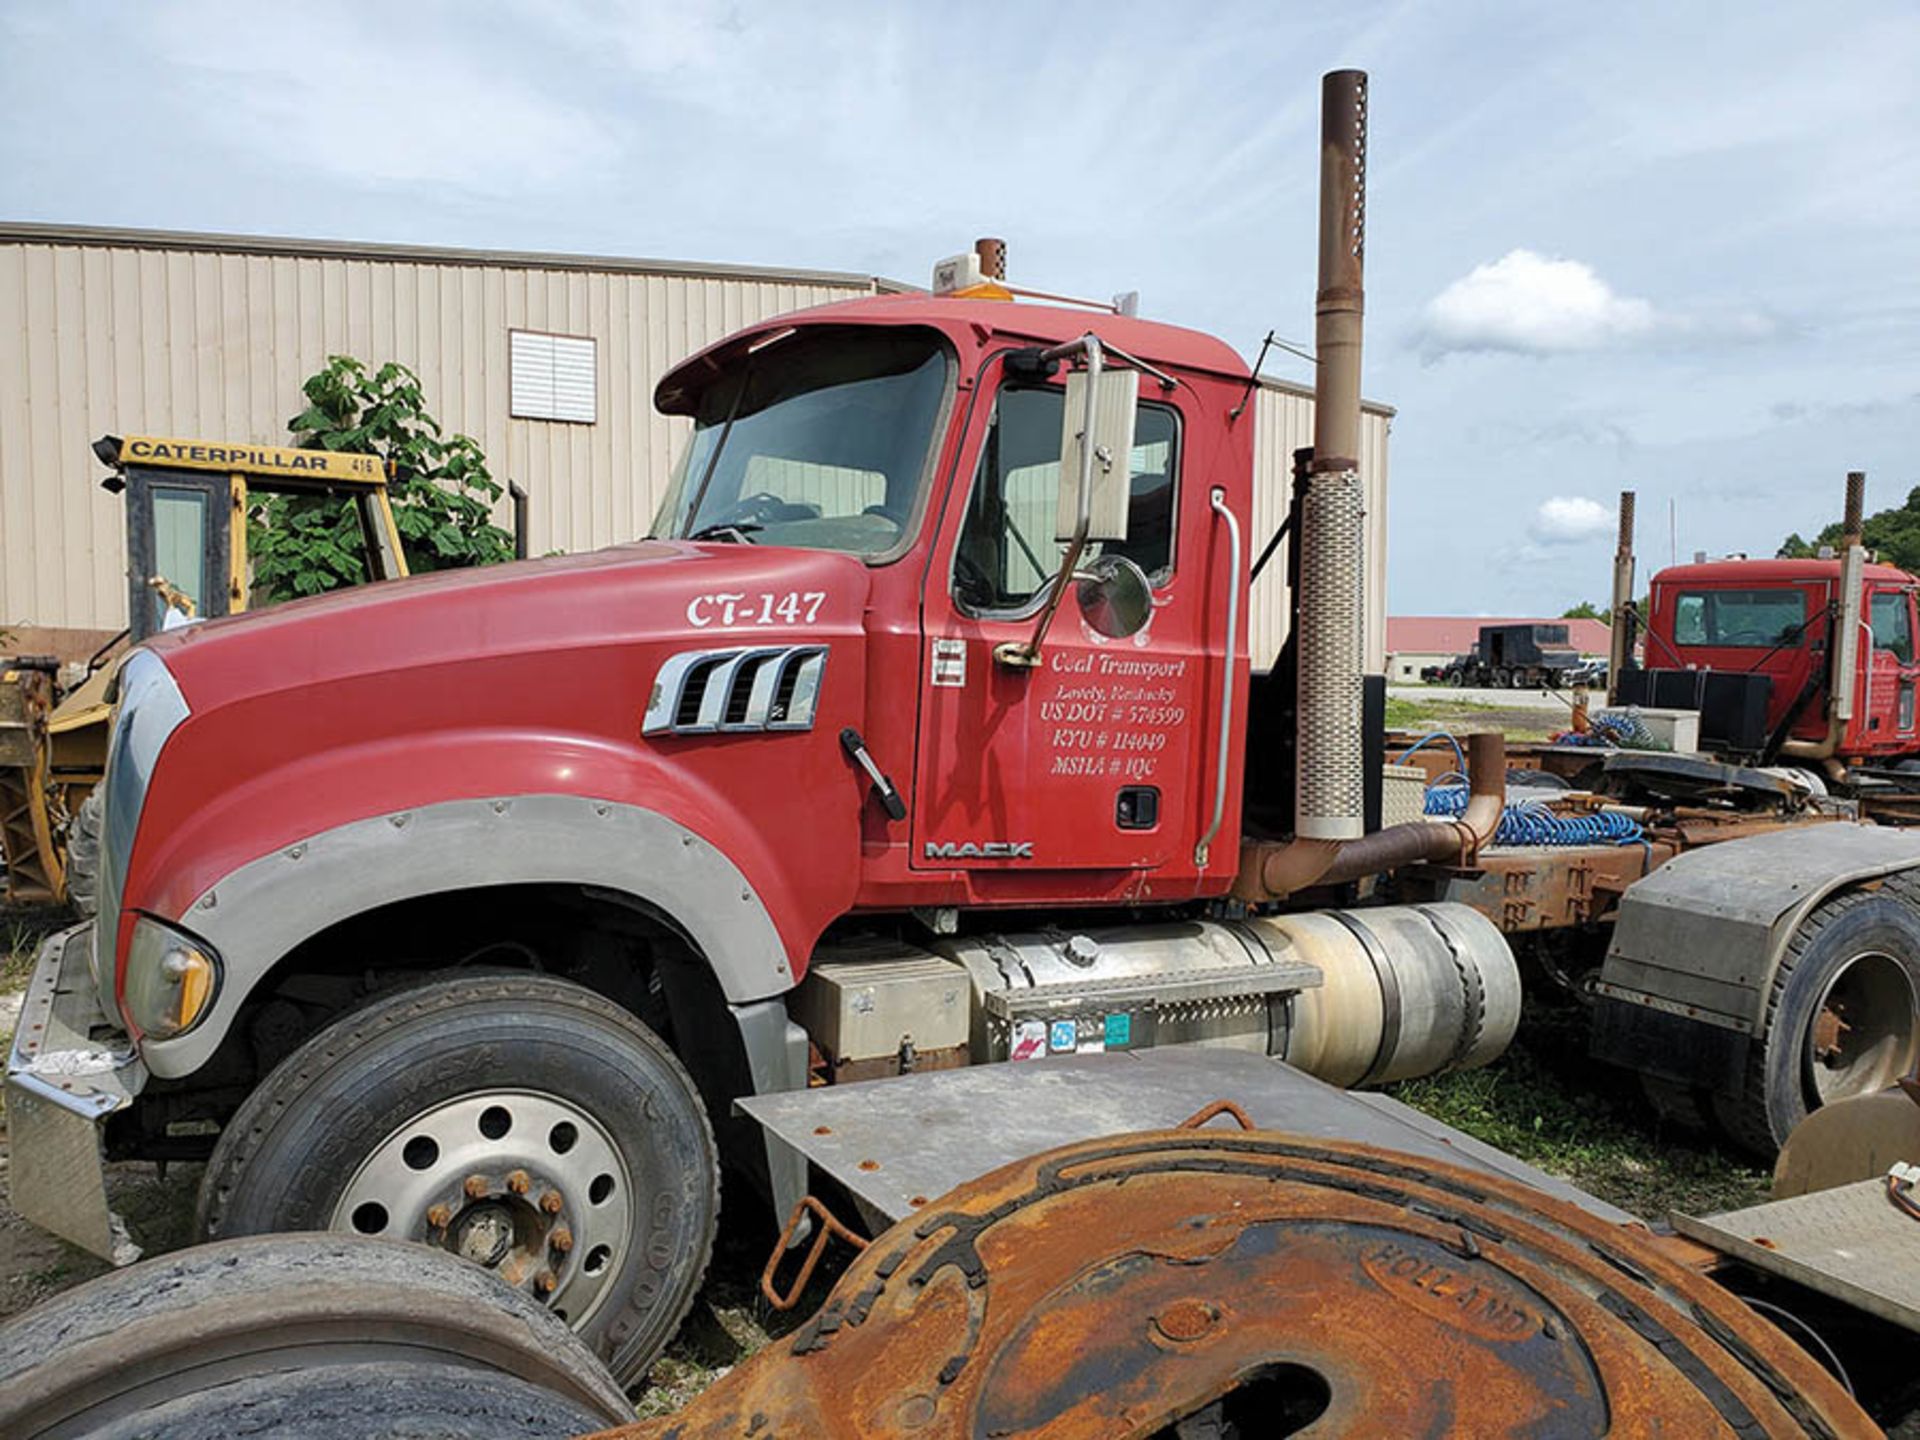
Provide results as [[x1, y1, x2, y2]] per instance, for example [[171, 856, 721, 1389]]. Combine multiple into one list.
[[1714, 890, 1920, 1154], [197, 973, 718, 1387], [65, 786, 102, 917]]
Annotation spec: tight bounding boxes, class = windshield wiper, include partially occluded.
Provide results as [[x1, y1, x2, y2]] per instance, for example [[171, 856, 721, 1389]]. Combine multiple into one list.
[[687, 522, 762, 544]]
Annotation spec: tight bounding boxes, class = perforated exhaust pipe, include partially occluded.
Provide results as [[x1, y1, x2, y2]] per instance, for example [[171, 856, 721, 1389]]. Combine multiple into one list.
[[1295, 68, 1369, 842]]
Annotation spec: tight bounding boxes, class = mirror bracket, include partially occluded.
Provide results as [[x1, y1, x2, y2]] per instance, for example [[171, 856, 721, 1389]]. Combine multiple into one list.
[[994, 334, 1141, 669]]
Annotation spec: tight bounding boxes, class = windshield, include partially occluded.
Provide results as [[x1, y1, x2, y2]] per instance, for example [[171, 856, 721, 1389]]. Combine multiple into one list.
[[652, 327, 950, 559], [1672, 587, 1809, 647]]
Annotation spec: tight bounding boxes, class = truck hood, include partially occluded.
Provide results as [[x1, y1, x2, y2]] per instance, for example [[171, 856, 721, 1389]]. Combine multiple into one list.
[[146, 540, 874, 710]]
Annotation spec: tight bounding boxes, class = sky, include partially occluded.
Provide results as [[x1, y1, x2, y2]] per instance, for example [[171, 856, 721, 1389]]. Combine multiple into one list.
[[3, 1, 1917, 614]]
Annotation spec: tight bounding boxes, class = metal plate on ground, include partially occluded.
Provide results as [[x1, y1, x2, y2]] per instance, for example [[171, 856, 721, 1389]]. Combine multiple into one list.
[[739, 1048, 1637, 1227], [1674, 1178, 1920, 1334]]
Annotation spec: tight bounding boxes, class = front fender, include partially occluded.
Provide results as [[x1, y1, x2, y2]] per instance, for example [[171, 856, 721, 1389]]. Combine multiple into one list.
[[128, 730, 855, 1080]]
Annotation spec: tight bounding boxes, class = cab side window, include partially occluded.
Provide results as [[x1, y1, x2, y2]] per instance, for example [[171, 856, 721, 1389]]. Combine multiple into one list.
[[1870, 591, 1913, 662], [953, 385, 1179, 614]]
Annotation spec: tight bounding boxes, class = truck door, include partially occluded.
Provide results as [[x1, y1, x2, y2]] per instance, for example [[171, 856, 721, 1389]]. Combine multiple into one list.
[[911, 362, 1223, 884], [1865, 584, 1919, 748]]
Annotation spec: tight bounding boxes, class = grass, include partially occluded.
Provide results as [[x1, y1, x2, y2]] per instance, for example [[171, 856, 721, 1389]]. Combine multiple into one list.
[[0, 908, 67, 989], [1389, 982, 1770, 1221], [1385, 693, 1563, 744]]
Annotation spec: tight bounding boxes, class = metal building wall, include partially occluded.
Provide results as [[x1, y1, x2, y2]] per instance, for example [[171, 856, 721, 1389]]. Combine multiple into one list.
[[1249, 379, 1391, 673], [0, 227, 1389, 670], [0, 227, 878, 638]]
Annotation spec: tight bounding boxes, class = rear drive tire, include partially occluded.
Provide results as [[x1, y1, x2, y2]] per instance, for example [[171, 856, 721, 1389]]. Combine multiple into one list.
[[65, 786, 102, 917], [197, 973, 719, 1388], [1713, 890, 1920, 1154], [0, 1233, 630, 1439]]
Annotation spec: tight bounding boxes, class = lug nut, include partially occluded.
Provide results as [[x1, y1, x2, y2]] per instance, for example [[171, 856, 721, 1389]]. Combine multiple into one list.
[[540, 1189, 564, 1214], [464, 1174, 491, 1199], [426, 1203, 453, 1229], [536, 1269, 558, 1294], [550, 1226, 574, 1253], [506, 1169, 532, 1195]]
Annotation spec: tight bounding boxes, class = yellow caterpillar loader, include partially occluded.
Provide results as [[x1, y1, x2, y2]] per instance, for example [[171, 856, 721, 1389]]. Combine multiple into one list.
[[0, 436, 407, 906]]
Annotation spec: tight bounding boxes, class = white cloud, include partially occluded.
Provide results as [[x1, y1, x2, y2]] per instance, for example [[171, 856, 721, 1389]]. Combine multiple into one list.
[[1420, 250, 1657, 357], [1418, 249, 1781, 360], [1530, 496, 1613, 544]]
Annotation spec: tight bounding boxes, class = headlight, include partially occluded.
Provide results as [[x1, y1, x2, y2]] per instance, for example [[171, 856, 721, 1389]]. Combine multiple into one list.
[[93, 649, 190, 1001], [122, 914, 221, 1040]]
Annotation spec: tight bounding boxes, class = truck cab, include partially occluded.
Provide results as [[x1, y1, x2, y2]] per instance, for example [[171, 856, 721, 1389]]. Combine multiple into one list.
[[642, 298, 1253, 911], [1639, 556, 1920, 764]]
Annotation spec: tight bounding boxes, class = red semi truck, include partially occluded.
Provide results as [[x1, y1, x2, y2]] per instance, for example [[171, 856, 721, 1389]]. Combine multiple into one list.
[[1616, 480, 1920, 801], [10, 72, 1919, 1387]]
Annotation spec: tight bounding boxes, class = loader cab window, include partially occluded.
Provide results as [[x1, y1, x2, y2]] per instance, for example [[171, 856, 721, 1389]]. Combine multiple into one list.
[[1871, 591, 1913, 662], [151, 486, 217, 618], [953, 386, 1179, 614]]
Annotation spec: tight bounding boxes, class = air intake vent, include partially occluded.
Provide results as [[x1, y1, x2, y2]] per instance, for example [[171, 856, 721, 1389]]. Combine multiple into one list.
[[644, 646, 829, 737]]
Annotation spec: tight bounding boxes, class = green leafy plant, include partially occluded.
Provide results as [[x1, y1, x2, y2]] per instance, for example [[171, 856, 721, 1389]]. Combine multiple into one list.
[[1780, 485, 1920, 570], [250, 356, 513, 600]]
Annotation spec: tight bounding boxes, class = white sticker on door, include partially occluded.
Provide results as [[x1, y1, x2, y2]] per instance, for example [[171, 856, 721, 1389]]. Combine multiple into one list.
[[931, 638, 967, 688]]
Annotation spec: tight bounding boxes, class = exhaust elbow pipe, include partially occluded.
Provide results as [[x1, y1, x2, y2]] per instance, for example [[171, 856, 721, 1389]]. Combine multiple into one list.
[[1245, 731, 1507, 898]]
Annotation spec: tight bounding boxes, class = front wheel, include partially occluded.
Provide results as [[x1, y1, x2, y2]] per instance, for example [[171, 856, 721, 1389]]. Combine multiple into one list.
[[198, 973, 718, 1387], [64, 787, 103, 917], [1714, 890, 1920, 1154]]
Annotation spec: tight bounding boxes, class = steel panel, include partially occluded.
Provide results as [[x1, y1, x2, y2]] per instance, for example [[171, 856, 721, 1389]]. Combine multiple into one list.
[[1675, 1179, 1920, 1333], [737, 1047, 1635, 1227]]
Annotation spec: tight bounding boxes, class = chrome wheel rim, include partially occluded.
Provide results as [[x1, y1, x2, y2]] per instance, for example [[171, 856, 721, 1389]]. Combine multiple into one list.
[[332, 1089, 634, 1328], [1805, 950, 1919, 1105]]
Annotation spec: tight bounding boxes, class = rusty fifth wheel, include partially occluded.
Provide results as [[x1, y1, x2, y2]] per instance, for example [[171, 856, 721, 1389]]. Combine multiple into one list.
[[618, 1120, 1875, 1438]]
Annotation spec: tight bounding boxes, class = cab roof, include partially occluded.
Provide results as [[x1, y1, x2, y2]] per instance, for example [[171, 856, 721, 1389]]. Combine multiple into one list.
[[656, 293, 1252, 415], [1654, 556, 1917, 586]]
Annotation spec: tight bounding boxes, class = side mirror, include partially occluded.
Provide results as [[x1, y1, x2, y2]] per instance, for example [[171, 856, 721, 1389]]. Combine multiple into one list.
[[1075, 554, 1153, 639], [1055, 366, 1138, 544]]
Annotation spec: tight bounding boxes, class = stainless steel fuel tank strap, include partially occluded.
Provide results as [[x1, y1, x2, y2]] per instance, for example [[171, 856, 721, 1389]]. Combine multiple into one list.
[[1416, 904, 1486, 1071], [1325, 906, 1400, 1086]]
